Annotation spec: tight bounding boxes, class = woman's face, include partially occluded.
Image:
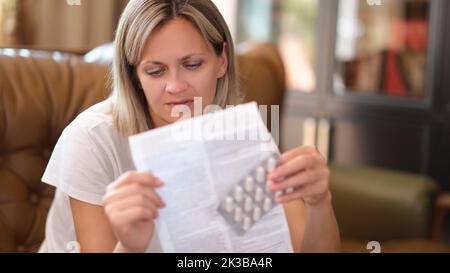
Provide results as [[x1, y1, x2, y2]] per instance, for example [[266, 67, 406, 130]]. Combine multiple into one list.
[[136, 17, 228, 128]]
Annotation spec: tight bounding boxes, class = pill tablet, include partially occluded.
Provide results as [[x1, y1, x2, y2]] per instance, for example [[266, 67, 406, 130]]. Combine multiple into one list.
[[234, 207, 242, 222], [244, 196, 253, 212], [224, 196, 234, 212], [253, 207, 261, 221], [234, 186, 244, 202], [265, 180, 272, 193], [256, 167, 266, 183], [274, 190, 283, 200], [244, 176, 254, 192], [263, 197, 272, 212], [254, 188, 263, 202], [242, 216, 251, 231], [217, 153, 281, 235], [267, 157, 277, 171]]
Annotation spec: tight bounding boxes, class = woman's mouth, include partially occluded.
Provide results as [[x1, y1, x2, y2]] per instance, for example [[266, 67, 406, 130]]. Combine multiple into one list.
[[166, 99, 194, 107]]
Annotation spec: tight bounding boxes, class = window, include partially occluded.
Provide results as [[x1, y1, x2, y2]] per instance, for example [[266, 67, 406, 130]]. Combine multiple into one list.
[[232, 0, 319, 93], [334, 0, 430, 98]]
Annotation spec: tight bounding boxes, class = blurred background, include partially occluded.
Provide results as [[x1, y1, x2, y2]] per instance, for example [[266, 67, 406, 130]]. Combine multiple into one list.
[[1, 0, 450, 252]]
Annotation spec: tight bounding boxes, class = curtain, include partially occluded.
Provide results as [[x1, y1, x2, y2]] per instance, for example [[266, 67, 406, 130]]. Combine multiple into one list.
[[0, 0, 20, 46], [18, 0, 128, 51]]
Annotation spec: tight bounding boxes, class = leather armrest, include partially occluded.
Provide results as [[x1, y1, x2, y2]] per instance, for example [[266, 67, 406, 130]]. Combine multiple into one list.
[[330, 164, 438, 242]]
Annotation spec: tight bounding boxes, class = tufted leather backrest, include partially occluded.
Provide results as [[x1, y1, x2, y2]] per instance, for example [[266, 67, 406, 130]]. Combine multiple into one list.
[[0, 43, 286, 252]]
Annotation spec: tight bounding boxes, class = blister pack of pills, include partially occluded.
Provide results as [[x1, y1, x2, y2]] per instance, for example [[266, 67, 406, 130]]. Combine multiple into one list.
[[217, 152, 283, 235]]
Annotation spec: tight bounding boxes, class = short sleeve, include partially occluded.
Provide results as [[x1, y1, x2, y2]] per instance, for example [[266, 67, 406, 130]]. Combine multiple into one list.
[[42, 122, 115, 206]]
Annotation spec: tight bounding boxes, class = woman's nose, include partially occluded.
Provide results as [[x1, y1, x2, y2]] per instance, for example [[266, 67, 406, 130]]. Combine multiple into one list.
[[165, 77, 188, 94]]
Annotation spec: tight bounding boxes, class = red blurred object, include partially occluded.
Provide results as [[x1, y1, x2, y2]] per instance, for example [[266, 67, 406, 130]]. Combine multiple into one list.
[[383, 19, 428, 96], [389, 19, 428, 52]]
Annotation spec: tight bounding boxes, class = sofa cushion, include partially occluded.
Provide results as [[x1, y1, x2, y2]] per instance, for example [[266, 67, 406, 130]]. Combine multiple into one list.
[[0, 49, 110, 252], [330, 164, 438, 242]]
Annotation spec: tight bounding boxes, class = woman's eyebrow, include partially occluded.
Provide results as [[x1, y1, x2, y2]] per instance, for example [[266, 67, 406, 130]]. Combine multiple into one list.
[[140, 53, 207, 66], [179, 53, 207, 61]]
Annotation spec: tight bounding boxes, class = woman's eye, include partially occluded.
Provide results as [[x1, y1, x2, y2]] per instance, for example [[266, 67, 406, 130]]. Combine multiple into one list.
[[184, 62, 202, 70], [146, 69, 165, 77]]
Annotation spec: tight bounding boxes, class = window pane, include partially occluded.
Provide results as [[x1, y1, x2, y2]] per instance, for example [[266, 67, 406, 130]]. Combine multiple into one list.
[[334, 0, 430, 98], [237, 0, 319, 93]]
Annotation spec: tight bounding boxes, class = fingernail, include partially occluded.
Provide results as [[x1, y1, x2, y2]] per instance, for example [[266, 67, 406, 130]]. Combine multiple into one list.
[[156, 179, 164, 187], [275, 196, 283, 203], [270, 184, 278, 192]]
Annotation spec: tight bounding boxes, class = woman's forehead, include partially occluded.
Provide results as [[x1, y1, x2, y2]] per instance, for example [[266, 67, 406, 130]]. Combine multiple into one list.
[[139, 17, 214, 65]]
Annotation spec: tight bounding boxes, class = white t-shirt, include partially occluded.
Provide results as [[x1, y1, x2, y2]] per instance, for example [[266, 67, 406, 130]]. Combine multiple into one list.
[[39, 98, 162, 253]]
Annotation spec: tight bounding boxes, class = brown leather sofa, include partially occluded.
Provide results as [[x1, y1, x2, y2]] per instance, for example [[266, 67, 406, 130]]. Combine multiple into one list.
[[0, 42, 285, 252]]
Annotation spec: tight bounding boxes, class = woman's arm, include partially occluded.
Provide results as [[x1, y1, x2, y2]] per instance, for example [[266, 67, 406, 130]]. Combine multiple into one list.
[[70, 171, 165, 253], [283, 200, 306, 252], [300, 192, 340, 252], [270, 146, 341, 252], [70, 198, 146, 253], [69, 197, 118, 252]]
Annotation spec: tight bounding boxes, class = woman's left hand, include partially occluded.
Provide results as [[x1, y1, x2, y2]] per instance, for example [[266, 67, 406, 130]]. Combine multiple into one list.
[[268, 146, 330, 206]]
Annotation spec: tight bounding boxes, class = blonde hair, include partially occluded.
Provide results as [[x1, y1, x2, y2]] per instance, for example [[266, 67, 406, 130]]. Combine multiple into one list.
[[111, 0, 241, 136]]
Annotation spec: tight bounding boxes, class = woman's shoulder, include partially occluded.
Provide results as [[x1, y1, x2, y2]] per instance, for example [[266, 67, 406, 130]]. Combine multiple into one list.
[[65, 97, 119, 139], [72, 97, 114, 128], [53, 98, 127, 154]]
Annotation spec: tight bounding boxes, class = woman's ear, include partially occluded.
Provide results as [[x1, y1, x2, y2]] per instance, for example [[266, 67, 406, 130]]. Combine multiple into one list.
[[216, 42, 228, 78]]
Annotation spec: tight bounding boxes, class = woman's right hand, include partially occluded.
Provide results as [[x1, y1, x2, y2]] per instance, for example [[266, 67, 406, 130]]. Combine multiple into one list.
[[102, 171, 165, 252]]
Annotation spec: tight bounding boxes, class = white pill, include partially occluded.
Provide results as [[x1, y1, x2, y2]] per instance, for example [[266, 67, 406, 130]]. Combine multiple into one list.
[[245, 176, 254, 192], [275, 190, 284, 200], [253, 207, 261, 221], [254, 188, 263, 202], [256, 166, 266, 183], [267, 157, 277, 171], [242, 216, 251, 231], [286, 187, 294, 194], [263, 197, 272, 212], [234, 207, 242, 222], [224, 196, 234, 212], [244, 196, 253, 212], [265, 180, 272, 193], [234, 186, 244, 202]]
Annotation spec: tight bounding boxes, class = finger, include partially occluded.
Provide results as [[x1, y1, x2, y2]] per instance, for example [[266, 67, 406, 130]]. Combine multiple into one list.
[[268, 154, 320, 180], [110, 205, 158, 230], [279, 146, 318, 164], [113, 171, 164, 189], [275, 187, 306, 203], [122, 205, 158, 221], [276, 182, 328, 204], [270, 169, 321, 192], [104, 195, 158, 217], [104, 185, 165, 208], [107, 171, 163, 191], [103, 183, 165, 208]]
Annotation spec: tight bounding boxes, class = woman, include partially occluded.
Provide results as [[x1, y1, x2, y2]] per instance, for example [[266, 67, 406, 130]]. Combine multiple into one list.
[[40, 0, 340, 253]]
